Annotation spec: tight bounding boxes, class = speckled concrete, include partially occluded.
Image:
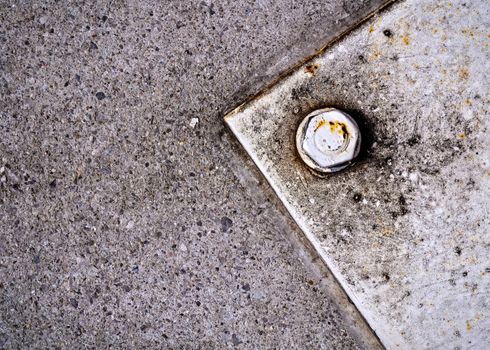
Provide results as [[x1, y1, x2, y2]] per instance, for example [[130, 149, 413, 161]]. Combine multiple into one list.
[[226, 0, 490, 348], [0, 0, 389, 349]]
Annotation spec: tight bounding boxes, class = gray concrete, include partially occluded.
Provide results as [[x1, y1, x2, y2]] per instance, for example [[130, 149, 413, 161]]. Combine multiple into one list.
[[0, 0, 390, 349], [227, 0, 490, 348]]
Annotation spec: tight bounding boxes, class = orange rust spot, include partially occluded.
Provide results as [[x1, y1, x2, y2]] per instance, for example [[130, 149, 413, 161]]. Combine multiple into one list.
[[458, 68, 470, 80], [369, 49, 382, 61], [457, 133, 465, 139], [464, 99, 472, 106], [382, 228, 394, 236], [466, 320, 472, 331], [401, 34, 410, 45], [340, 123, 348, 137], [314, 119, 326, 131], [304, 63, 320, 75], [316, 120, 349, 139], [368, 25, 374, 33], [327, 121, 348, 139], [461, 28, 475, 37]]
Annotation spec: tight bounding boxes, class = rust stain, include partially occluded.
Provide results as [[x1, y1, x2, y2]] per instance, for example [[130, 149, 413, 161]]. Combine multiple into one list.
[[327, 121, 349, 139], [314, 120, 349, 140], [461, 28, 475, 38], [458, 68, 470, 80], [368, 24, 375, 33], [401, 34, 410, 45], [369, 49, 382, 61], [304, 63, 320, 75], [314, 119, 326, 131], [457, 133, 465, 139], [466, 320, 472, 331], [382, 227, 394, 237]]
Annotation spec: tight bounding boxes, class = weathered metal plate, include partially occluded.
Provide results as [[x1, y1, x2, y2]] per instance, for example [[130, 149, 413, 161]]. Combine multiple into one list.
[[225, 0, 490, 348]]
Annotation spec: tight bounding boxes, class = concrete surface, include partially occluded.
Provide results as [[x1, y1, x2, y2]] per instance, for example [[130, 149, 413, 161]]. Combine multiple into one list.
[[226, 0, 490, 348], [0, 0, 391, 349]]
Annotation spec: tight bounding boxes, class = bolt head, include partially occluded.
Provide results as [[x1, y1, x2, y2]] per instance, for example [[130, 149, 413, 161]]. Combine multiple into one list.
[[296, 108, 361, 173]]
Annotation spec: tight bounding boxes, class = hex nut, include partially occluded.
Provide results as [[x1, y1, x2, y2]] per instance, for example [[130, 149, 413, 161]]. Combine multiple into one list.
[[296, 108, 361, 173]]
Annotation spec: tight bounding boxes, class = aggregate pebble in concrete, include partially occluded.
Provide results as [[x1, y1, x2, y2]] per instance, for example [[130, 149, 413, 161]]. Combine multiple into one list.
[[0, 0, 388, 348]]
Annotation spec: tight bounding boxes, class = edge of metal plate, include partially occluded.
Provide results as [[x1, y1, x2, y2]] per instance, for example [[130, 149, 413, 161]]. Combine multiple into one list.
[[224, 1, 398, 347]]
